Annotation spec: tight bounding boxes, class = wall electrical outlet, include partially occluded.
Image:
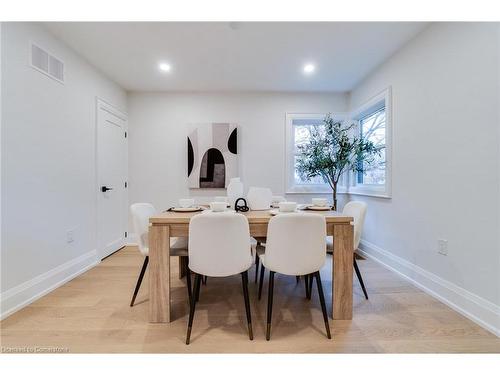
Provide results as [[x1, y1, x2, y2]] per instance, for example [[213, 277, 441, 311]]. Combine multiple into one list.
[[66, 229, 75, 244], [437, 239, 448, 255]]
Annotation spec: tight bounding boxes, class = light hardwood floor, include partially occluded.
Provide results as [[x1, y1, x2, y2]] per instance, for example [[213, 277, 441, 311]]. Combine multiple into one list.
[[1, 246, 499, 353]]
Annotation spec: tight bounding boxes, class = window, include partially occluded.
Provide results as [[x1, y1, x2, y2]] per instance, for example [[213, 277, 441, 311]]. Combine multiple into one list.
[[351, 87, 392, 198], [285, 113, 347, 194], [357, 107, 386, 185], [284, 88, 391, 197]]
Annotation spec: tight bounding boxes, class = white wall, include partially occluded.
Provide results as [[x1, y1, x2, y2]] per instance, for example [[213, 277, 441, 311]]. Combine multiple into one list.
[[127, 91, 348, 212], [349, 23, 500, 334], [1, 23, 127, 318]]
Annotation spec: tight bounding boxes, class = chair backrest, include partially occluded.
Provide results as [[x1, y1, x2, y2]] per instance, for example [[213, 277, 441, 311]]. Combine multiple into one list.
[[342, 201, 367, 250], [247, 187, 272, 210], [130, 203, 156, 256], [188, 212, 252, 277], [264, 213, 326, 276]]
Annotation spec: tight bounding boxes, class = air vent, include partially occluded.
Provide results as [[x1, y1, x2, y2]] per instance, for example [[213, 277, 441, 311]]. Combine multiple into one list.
[[30, 43, 64, 83]]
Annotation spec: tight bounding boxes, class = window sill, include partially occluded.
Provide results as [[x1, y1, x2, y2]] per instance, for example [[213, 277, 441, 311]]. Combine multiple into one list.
[[286, 186, 347, 195], [346, 190, 391, 199], [285, 184, 391, 198]]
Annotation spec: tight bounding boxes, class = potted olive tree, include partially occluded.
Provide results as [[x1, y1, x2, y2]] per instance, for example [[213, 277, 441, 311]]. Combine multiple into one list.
[[296, 114, 381, 211]]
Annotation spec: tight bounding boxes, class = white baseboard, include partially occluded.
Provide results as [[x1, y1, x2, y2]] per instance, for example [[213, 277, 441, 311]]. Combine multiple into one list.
[[0, 250, 99, 320], [358, 240, 500, 337]]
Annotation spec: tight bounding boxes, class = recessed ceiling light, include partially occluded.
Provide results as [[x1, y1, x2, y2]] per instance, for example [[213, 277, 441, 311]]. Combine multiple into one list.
[[158, 62, 171, 72], [303, 63, 315, 74]]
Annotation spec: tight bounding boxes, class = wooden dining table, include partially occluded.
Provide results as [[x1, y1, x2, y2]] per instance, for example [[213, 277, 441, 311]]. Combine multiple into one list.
[[148, 209, 354, 323]]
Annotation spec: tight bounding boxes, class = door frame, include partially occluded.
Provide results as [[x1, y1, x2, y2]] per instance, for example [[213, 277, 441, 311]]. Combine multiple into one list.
[[95, 97, 128, 260]]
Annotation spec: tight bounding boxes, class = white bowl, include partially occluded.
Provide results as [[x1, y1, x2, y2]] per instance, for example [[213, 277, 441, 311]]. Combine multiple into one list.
[[312, 198, 328, 207], [179, 198, 195, 208], [210, 201, 227, 212], [279, 201, 297, 212], [272, 196, 286, 204]]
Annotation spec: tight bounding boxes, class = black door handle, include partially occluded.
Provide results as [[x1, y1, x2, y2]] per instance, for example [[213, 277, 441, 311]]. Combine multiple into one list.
[[101, 186, 113, 192]]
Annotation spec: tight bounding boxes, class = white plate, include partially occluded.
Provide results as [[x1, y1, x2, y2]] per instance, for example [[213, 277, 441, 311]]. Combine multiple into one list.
[[202, 209, 236, 214], [170, 206, 204, 212], [269, 209, 298, 215], [305, 205, 331, 211]]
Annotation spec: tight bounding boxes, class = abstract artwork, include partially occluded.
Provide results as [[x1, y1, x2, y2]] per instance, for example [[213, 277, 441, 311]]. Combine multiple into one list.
[[187, 123, 238, 188]]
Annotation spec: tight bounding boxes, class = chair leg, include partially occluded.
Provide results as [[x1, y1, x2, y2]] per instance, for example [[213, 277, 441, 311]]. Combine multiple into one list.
[[195, 275, 201, 302], [179, 256, 187, 279], [314, 271, 332, 339], [241, 271, 254, 340], [254, 254, 260, 284], [186, 265, 192, 305], [202, 275, 207, 285], [308, 273, 313, 300], [186, 273, 202, 345], [304, 274, 311, 299], [130, 256, 149, 307], [258, 263, 265, 300], [266, 271, 275, 341], [296, 275, 300, 284], [353, 259, 368, 299]]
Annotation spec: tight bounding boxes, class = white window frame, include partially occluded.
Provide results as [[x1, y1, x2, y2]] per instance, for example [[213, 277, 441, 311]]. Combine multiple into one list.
[[349, 87, 392, 198], [285, 112, 349, 194]]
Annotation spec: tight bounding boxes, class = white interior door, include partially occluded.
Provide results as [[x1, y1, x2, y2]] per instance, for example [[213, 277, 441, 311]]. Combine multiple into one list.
[[97, 99, 128, 259]]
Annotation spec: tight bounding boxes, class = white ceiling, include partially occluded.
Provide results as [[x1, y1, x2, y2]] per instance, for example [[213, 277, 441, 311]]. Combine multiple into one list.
[[44, 22, 428, 92]]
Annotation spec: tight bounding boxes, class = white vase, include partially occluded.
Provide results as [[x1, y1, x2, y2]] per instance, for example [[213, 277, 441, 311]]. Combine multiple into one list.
[[227, 177, 244, 209]]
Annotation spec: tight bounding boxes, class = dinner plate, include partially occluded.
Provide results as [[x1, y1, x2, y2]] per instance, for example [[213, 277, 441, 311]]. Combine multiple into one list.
[[170, 206, 204, 212], [269, 209, 299, 215], [304, 205, 332, 211], [202, 209, 236, 214]]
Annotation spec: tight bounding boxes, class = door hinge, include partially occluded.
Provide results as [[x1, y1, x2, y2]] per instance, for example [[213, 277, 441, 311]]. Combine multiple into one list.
[[124, 131, 127, 138], [125, 231, 128, 238], [124, 181, 127, 188]]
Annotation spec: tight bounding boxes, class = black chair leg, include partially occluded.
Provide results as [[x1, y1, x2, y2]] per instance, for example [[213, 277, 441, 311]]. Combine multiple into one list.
[[266, 271, 275, 341], [254, 254, 260, 283], [296, 275, 300, 284], [186, 273, 202, 345], [304, 274, 311, 299], [353, 259, 368, 299], [241, 271, 254, 340], [258, 263, 265, 300], [186, 266, 192, 305], [308, 273, 313, 300], [130, 256, 149, 307], [195, 273, 202, 302], [314, 271, 331, 339]]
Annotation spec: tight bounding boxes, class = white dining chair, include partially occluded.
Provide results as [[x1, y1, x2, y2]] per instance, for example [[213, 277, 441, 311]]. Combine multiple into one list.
[[186, 212, 254, 345], [258, 213, 331, 340], [247, 187, 272, 210], [129, 203, 190, 306], [326, 201, 368, 299]]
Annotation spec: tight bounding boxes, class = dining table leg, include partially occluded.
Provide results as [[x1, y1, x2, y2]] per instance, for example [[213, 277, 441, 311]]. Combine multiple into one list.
[[332, 222, 354, 320], [149, 224, 171, 323]]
